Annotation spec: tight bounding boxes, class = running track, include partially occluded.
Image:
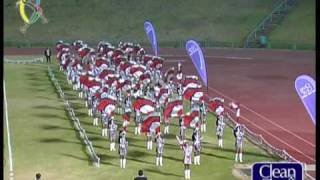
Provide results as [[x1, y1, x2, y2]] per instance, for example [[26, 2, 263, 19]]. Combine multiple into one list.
[[4, 47, 315, 165]]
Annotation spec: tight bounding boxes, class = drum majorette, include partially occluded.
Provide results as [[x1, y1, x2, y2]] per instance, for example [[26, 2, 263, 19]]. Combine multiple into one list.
[[192, 127, 203, 165], [118, 130, 128, 168], [216, 115, 226, 148], [155, 132, 165, 166], [234, 123, 245, 163], [176, 136, 193, 180], [108, 117, 118, 151]]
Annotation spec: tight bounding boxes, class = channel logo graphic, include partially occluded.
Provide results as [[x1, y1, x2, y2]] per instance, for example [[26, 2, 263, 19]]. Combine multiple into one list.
[[252, 162, 303, 180]]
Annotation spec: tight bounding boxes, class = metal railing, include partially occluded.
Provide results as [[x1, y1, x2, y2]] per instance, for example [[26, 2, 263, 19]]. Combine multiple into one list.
[[243, 0, 297, 48], [222, 112, 314, 179], [48, 66, 100, 167]]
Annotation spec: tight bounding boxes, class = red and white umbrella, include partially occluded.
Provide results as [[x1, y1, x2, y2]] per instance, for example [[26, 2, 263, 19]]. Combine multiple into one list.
[[141, 114, 161, 133], [183, 111, 200, 128], [183, 87, 203, 101], [163, 100, 183, 123], [97, 98, 116, 114], [133, 97, 155, 114]]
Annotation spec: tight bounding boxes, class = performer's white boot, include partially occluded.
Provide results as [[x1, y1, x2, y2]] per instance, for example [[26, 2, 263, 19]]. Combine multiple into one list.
[[203, 124, 206, 132], [239, 153, 243, 163], [160, 157, 163, 166], [201, 124, 204, 132], [150, 141, 152, 150], [187, 170, 191, 179], [93, 118, 98, 126], [134, 127, 138, 135], [235, 153, 238, 162], [123, 159, 126, 168], [102, 128, 108, 137], [138, 124, 141, 135], [85, 101, 88, 107], [184, 170, 188, 179], [194, 157, 197, 165], [114, 143, 116, 151], [164, 126, 169, 134], [120, 159, 123, 168], [110, 143, 112, 151], [156, 157, 159, 166]]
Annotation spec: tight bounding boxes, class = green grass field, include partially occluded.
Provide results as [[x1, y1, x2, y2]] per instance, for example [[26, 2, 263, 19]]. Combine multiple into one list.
[[4, 0, 278, 47], [268, 0, 315, 47], [3, 57, 280, 180]]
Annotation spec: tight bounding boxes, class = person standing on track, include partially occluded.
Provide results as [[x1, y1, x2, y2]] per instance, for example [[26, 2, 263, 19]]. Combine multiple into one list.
[[234, 123, 245, 163], [44, 48, 52, 63]]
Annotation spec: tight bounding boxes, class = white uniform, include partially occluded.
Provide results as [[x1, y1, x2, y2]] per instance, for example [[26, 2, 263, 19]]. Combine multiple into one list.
[[183, 144, 193, 165]]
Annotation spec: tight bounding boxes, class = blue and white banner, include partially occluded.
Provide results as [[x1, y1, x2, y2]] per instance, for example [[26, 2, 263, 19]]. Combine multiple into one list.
[[295, 75, 316, 125], [185, 40, 208, 87], [144, 21, 158, 56]]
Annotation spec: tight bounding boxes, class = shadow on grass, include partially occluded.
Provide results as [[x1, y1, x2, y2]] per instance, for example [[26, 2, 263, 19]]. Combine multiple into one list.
[[200, 151, 233, 161], [126, 157, 154, 165], [41, 124, 74, 131], [33, 105, 63, 111], [210, 146, 273, 159], [143, 167, 183, 178], [162, 154, 182, 162], [61, 153, 91, 165], [34, 113, 66, 120]]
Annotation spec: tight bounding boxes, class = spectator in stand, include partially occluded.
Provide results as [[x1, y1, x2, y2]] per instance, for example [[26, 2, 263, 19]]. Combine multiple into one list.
[[134, 170, 147, 180]]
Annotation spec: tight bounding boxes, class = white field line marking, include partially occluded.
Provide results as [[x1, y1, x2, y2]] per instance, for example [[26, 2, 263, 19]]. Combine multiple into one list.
[[165, 59, 186, 63], [204, 94, 315, 162], [207, 86, 315, 148], [4, 80, 14, 179], [161, 54, 254, 60]]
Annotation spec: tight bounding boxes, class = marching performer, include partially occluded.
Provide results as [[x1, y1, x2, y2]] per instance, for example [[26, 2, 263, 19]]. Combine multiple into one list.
[[192, 127, 202, 165], [122, 94, 132, 132], [176, 61, 183, 83], [177, 136, 193, 180], [134, 110, 142, 135], [179, 121, 187, 141], [200, 100, 207, 132], [118, 130, 128, 168], [155, 132, 165, 166], [216, 115, 226, 148], [108, 117, 118, 151], [234, 123, 245, 163], [146, 132, 153, 150], [101, 113, 109, 137]]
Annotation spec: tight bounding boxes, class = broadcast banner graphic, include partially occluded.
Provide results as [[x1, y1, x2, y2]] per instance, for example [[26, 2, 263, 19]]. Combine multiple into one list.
[[295, 75, 316, 125], [185, 40, 208, 87], [252, 162, 303, 180], [144, 21, 159, 56]]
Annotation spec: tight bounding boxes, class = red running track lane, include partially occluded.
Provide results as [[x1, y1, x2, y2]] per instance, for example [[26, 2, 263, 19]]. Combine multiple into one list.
[[159, 48, 315, 164], [4, 47, 315, 164]]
